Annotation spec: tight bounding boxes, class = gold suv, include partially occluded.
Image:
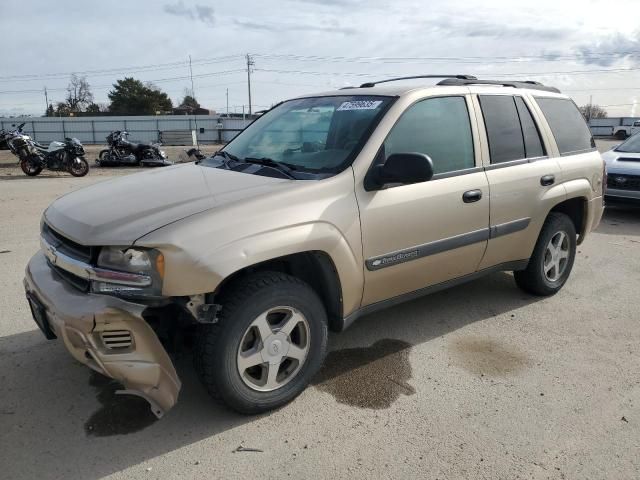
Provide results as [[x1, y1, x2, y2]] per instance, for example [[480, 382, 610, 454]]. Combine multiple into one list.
[[24, 76, 605, 417]]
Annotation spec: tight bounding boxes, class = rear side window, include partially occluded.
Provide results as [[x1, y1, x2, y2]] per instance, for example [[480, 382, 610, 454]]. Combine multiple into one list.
[[383, 96, 475, 174], [479, 95, 545, 164], [535, 97, 595, 155], [514, 97, 545, 158]]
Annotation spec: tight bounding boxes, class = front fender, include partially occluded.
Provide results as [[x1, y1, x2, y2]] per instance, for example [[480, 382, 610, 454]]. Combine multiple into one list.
[[156, 222, 364, 317]]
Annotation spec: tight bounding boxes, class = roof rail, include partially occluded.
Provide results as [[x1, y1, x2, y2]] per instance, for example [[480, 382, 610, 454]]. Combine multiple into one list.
[[359, 75, 476, 88], [436, 78, 561, 93]]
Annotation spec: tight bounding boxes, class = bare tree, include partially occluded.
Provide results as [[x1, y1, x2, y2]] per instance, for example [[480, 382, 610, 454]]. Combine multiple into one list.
[[579, 104, 608, 121], [64, 74, 94, 113]]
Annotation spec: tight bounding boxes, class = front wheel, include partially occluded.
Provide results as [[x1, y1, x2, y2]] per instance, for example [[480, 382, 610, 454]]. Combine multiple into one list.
[[20, 158, 43, 176], [616, 130, 628, 140], [68, 156, 89, 177], [195, 272, 328, 414], [514, 212, 576, 296]]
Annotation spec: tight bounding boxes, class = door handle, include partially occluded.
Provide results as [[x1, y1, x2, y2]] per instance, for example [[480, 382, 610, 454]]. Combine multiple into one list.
[[540, 174, 555, 186], [462, 189, 483, 203]]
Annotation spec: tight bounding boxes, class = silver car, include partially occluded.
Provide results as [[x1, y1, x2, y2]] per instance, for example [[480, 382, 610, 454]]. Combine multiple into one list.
[[602, 134, 640, 203]]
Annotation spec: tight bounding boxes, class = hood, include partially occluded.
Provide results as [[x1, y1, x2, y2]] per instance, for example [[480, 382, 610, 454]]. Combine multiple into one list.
[[44, 163, 291, 245], [602, 149, 640, 174]]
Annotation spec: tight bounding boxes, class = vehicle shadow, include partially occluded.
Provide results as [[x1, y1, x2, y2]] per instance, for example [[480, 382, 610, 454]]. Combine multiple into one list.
[[0, 271, 540, 480]]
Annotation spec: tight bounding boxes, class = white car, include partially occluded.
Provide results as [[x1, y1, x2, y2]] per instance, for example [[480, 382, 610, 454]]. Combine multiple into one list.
[[602, 133, 640, 203]]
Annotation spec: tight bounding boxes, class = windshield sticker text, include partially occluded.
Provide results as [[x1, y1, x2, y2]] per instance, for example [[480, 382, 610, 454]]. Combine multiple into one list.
[[337, 100, 383, 111]]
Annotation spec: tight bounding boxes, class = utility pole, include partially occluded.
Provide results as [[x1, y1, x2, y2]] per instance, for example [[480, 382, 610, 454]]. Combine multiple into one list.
[[246, 54, 254, 115], [189, 55, 199, 148], [226, 88, 229, 117], [588, 94, 593, 124], [44, 87, 49, 115]]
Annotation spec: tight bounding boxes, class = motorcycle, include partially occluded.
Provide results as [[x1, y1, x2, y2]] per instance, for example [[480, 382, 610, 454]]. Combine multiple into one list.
[[96, 130, 171, 167], [0, 123, 89, 177]]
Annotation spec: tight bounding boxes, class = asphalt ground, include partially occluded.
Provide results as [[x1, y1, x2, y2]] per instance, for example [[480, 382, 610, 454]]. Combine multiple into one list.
[[0, 139, 638, 479]]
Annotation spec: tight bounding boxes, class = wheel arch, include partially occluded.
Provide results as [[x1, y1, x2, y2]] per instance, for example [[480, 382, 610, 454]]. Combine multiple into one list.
[[548, 195, 588, 243], [213, 250, 346, 332]]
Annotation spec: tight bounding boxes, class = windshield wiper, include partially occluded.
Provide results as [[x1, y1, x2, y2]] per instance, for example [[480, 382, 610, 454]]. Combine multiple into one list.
[[243, 157, 298, 179]]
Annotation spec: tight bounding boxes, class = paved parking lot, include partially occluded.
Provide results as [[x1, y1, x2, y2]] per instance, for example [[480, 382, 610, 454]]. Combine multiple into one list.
[[0, 140, 638, 479]]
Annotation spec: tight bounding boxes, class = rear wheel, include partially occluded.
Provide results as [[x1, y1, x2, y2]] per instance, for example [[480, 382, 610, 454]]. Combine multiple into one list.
[[20, 158, 43, 176], [68, 156, 89, 177], [194, 272, 328, 414], [514, 212, 576, 296]]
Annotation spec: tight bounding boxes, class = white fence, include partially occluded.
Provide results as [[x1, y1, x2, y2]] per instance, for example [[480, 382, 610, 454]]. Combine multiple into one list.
[[0, 115, 254, 145]]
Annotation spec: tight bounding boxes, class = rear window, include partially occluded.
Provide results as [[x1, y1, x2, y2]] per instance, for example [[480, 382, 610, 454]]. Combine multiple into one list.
[[535, 97, 595, 155]]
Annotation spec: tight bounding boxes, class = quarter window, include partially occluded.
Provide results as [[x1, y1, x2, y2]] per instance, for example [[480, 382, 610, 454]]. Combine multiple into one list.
[[479, 95, 545, 164], [535, 97, 595, 155], [514, 97, 545, 158], [383, 96, 475, 175]]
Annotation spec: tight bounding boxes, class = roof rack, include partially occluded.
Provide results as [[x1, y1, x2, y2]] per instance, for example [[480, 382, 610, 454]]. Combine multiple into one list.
[[359, 75, 477, 88], [436, 78, 561, 93]]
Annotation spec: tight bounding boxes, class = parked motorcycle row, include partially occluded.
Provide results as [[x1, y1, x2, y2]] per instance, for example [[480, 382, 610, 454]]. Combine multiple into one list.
[[0, 124, 209, 177], [0, 123, 89, 177]]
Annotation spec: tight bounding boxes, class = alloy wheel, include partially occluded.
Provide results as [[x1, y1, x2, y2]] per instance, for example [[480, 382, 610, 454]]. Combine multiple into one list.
[[236, 306, 310, 392], [543, 231, 570, 282]]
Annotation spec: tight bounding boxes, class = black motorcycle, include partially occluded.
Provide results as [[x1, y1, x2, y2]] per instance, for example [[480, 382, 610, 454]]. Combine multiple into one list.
[[0, 123, 89, 177], [96, 130, 171, 167]]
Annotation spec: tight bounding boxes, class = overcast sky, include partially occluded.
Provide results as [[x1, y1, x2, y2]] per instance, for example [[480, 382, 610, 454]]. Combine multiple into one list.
[[2, 0, 640, 117]]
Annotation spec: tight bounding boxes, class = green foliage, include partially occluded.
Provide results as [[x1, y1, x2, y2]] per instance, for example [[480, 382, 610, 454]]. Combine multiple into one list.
[[108, 78, 173, 115]]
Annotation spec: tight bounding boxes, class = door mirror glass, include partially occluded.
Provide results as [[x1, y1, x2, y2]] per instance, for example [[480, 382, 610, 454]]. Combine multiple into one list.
[[373, 152, 434, 188]]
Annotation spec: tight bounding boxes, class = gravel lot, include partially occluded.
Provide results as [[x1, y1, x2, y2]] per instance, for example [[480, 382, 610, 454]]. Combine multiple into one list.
[[0, 140, 638, 479]]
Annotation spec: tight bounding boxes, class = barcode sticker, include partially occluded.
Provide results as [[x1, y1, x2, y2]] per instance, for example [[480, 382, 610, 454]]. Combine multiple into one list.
[[336, 100, 383, 111]]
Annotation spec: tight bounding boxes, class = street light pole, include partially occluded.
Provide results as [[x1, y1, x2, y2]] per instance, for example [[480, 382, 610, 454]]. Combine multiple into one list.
[[246, 54, 254, 115]]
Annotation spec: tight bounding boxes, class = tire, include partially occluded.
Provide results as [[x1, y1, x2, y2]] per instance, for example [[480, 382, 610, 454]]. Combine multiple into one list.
[[68, 156, 89, 177], [194, 271, 328, 414], [616, 130, 627, 140], [514, 212, 576, 296], [20, 159, 43, 176]]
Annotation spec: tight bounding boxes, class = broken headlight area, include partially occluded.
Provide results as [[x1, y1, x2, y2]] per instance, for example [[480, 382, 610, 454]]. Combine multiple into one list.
[[91, 247, 165, 299]]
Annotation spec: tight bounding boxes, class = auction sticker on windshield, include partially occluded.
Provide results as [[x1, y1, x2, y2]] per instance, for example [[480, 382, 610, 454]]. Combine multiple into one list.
[[336, 100, 383, 111]]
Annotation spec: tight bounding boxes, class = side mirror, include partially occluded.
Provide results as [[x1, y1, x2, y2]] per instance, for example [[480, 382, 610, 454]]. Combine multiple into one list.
[[368, 152, 434, 189]]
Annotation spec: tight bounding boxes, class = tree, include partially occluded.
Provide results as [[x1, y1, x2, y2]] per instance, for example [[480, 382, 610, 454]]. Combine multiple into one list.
[[179, 89, 200, 110], [63, 74, 94, 112], [579, 104, 608, 121], [85, 103, 101, 114], [107, 77, 173, 115], [45, 104, 55, 117]]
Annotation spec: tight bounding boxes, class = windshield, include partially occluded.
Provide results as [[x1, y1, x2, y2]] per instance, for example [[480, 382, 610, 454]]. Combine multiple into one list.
[[615, 133, 640, 153], [203, 95, 393, 177]]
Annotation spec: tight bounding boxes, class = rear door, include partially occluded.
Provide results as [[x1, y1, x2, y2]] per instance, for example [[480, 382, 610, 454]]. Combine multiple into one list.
[[475, 94, 564, 269]]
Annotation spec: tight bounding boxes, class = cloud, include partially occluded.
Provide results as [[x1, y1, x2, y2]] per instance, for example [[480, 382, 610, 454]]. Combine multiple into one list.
[[575, 32, 640, 66], [163, 2, 214, 26], [427, 16, 570, 41], [234, 19, 356, 35]]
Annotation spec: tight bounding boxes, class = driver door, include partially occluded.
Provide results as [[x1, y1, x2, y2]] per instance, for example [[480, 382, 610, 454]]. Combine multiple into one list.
[[356, 95, 490, 306]]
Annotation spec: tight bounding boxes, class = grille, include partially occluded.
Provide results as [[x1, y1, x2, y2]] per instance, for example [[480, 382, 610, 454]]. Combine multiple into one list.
[[49, 262, 90, 292], [100, 330, 133, 350], [607, 174, 640, 191], [42, 223, 93, 263]]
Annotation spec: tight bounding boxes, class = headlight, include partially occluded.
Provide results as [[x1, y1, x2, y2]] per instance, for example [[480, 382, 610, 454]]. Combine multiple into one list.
[[160, 150, 167, 158], [91, 246, 165, 298]]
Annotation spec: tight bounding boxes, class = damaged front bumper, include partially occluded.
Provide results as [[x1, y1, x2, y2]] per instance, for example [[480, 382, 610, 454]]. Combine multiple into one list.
[[24, 251, 181, 418]]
